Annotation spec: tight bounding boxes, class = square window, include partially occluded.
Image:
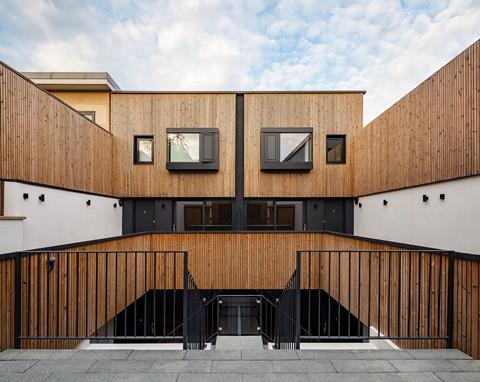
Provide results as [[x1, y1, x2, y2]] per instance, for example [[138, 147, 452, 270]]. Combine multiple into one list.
[[326, 135, 346, 164], [134, 136, 154, 164], [166, 128, 219, 171], [261, 128, 313, 171], [79, 111, 96, 122], [175, 200, 233, 231]]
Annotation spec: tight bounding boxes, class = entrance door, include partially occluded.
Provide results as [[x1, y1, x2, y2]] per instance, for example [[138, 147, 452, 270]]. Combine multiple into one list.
[[134, 199, 155, 232], [218, 296, 259, 335]]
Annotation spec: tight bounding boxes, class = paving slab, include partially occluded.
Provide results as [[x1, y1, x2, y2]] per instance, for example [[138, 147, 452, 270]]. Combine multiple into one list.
[[242, 350, 299, 360], [177, 373, 243, 382], [297, 350, 357, 360], [26, 359, 94, 374], [129, 350, 186, 360], [448, 360, 480, 372], [13, 350, 77, 360], [0, 350, 25, 360], [73, 350, 132, 360], [46, 372, 115, 382], [88, 360, 154, 373], [352, 349, 414, 360], [244, 373, 309, 381], [0, 360, 37, 373], [0, 372, 52, 382], [308, 372, 443, 382], [186, 350, 241, 360], [150, 360, 212, 373], [331, 359, 398, 373], [390, 360, 461, 372], [212, 360, 274, 373], [435, 372, 480, 382], [272, 360, 335, 373], [113, 373, 178, 382], [406, 350, 472, 360]]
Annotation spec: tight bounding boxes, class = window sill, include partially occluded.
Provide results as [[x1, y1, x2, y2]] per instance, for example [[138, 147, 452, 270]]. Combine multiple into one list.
[[261, 162, 313, 171], [166, 162, 219, 171]]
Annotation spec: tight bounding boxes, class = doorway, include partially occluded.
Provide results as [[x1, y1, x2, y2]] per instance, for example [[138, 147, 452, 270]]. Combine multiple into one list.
[[218, 296, 259, 336]]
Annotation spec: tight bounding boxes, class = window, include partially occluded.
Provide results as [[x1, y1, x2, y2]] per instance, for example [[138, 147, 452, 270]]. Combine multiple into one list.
[[167, 128, 219, 170], [79, 111, 96, 122], [175, 200, 233, 231], [246, 201, 304, 231], [261, 128, 313, 170], [326, 135, 346, 164], [134, 136, 154, 164]]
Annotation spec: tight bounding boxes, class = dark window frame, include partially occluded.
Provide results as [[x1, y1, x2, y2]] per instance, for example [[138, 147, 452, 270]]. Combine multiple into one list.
[[245, 199, 305, 231], [260, 128, 313, 171], [133, 135, 154, 164], [166, 128, 219, 171], [79, 110, 96, 122], [175, 199, 234, 231], [326, 134, 346, 164]]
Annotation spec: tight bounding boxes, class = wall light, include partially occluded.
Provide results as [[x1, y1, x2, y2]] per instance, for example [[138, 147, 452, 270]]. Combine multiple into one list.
[[23, 193, 29, 200], [383, 200, 388, 206], [38, 194, 45, 202], [423, 194, 429, 203], [358, 203, 362, 208], [86, 200, 91, 206], [113, 203, 117, 208], [118, 200, 124, 207], [440, 193, 446, 200], [354, 197, 359, 205]]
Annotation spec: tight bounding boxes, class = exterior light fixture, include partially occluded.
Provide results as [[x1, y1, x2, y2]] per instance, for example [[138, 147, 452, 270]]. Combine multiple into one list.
[[358, 203, 362, 208], [423, 194, 429, 202], [440, 193, 445, 200], [119, 200, 124, 207], [354, 197, 359, 205], [86, 200, 91, 206], [113, 203, 117, 208], [23, 193, 29, 200], [39, 194, 45, 202], [383, 200, 388, 206]]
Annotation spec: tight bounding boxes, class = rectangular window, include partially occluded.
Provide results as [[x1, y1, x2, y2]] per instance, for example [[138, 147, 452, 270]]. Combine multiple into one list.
[[134, 136, 154, 164], [167, 128, 219, 170], [246, 200, 303, 231], [79, 111, 96, 122], [175, 200, 233, 231], [261, 128, 313, 170], [326, 135, 346, 164]]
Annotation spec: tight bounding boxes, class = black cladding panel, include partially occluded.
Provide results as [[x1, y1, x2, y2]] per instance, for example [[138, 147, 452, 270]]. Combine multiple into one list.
[[134, 199, 155, 232]]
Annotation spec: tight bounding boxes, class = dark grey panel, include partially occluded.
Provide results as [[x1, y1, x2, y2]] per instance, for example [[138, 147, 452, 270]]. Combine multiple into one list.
[[121, 199, 134, 234], [154, 200, 173, 231], [134, 199, 155, 232], [306, 199, 324, 231], [234, 94, 245, 231], [344, 198, 354, 234], [324, 199, 345, 233]]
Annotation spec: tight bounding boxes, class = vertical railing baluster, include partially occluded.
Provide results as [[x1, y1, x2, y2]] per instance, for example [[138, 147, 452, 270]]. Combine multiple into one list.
[[164, 253, 167, 337], [348, 251, 351, 337], [328, 251, 331, 337], [387, 251, 391, 337], [85, 253, 89, 337], [377, 251, 381, 338], [397, 252, 402, 338], [124, 252, 128, 337], [114, 252, 117, 337], [153, 252, 157, 337], [95, 252, 98, 337], [66, 253, 69, 338], [446, 252, 455, 348], [144, 252, 147, 337], [27, 255, 31, 338], [417, 252, 422, 337], [105, 252, 109, 338], [134, 251, 137, 338], [357, 251, 361, 337], [307, 251, 311, 337], [427, 252, 433, 338], [368, 251, 371, 338], [408, 251, 412, 337]]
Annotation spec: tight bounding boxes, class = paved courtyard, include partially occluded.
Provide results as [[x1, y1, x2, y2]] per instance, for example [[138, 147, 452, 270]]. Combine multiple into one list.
[[0, 348, 479, 381]]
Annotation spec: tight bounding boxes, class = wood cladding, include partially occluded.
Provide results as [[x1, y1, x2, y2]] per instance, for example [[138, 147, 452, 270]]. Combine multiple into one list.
[[244, 93, 363, 197], [353, 39, 480, 196], [0, 62, 113, 196], [110, 93, 236, 197], [1, 231, 479, 359]]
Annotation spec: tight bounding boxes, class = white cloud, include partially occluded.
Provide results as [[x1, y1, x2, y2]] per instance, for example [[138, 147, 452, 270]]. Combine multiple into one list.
[[0, 0, 478, 123]]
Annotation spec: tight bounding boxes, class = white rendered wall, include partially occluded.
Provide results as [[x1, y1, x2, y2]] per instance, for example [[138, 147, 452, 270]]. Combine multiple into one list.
[[0, 220, 24, 253], [2, 181, 122, 253], [354, 175, 480, 255]]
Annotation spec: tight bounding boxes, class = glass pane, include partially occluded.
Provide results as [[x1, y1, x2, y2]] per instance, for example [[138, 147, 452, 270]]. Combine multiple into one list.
[[168, 133, 200, 162], [137, 138, 153, 162], [184, 205, 203, 231], [327, 137, 344, 162], [276, 205, 295, 230], [279, 133, 311, 162], [246, 202, 274, 230], [205, 202, 233, 231]]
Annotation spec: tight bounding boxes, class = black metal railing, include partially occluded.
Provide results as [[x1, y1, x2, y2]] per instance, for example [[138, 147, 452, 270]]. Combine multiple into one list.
[[14, 250, 206, 348], [296, 250, 453, 344], [274, 268, 300, 349], [184, 270, 205, 349], [259, 295, 277, 343]]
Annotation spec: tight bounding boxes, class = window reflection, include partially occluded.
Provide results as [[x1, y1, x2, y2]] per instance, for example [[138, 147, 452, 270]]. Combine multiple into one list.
[[168, 133, 200, 162]]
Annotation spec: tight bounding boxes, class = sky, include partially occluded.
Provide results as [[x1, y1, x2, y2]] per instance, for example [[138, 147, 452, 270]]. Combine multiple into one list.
[[0, 0, 479, 124]]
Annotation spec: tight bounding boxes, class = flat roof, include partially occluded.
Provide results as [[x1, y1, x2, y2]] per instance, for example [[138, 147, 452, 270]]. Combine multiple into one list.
[[111, 90, 366, 94], [22, 71, 121, 91]]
